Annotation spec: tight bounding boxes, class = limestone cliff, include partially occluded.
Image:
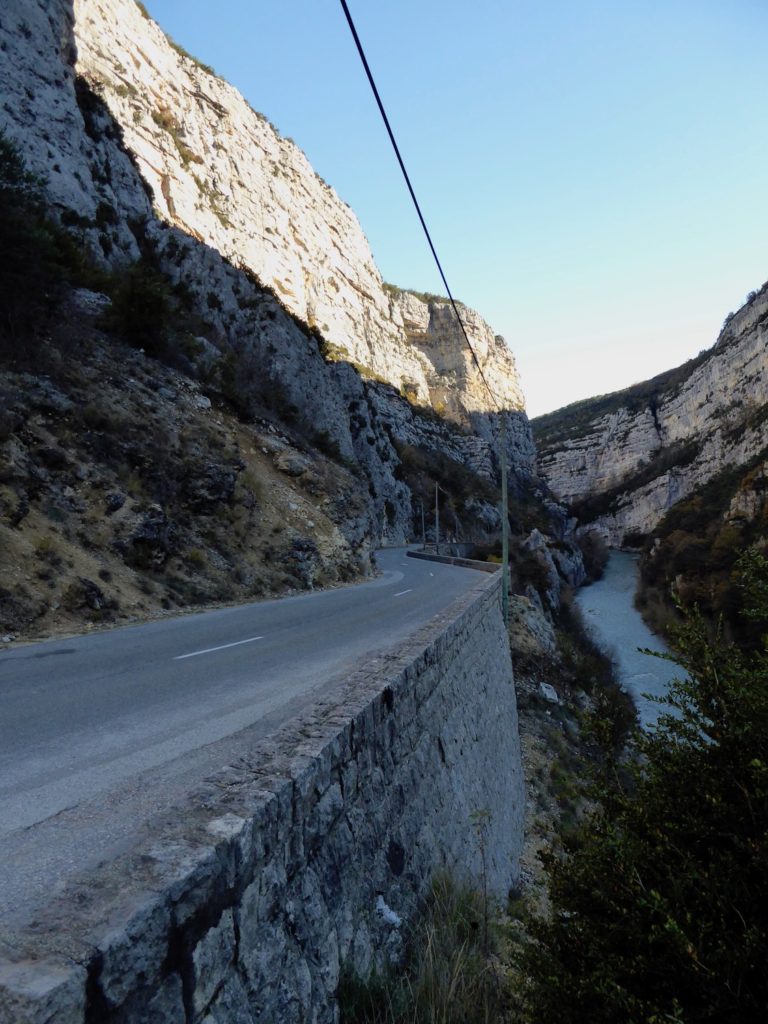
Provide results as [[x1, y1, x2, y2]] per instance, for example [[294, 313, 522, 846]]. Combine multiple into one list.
[[0, 0, 533, 555], [2, 0, 524, 422], [533, 282, 768, 544]]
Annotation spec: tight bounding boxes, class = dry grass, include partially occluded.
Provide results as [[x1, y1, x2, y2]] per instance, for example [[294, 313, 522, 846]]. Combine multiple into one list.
[[0, 330, 369, 641], [339, 875, 514, 1024]]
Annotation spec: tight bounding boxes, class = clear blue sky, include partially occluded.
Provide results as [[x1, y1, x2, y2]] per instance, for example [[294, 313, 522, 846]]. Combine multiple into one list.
[[143, 0, 767, 417]]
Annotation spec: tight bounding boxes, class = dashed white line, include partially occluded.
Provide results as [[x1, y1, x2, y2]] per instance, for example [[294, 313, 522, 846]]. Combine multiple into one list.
[[173, 636, 264, 660], [394, 589, 413, 597]]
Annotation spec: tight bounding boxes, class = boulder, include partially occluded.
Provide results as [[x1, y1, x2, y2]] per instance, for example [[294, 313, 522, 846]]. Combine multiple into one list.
[[118, 505, 179, 568]]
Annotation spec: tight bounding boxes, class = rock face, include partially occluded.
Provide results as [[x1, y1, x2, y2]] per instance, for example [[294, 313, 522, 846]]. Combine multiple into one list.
[[0, 0, 536, 550], [0, 0, 526, 421], [533, 283, 768, 543]]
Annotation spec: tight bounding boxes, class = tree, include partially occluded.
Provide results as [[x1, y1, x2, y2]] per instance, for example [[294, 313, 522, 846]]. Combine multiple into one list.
[[524, 549, 768, 1023], [0, 131, 64, 355]]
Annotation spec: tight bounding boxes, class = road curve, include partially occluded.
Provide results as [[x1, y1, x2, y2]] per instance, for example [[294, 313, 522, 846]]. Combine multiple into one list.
[[0, 549, 485, 923]]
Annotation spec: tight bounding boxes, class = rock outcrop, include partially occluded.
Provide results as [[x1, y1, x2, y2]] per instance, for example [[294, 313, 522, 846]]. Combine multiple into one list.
[[0, 0, 535, 554], [533, 282, 768, 544], [1, 0, 525, 413]]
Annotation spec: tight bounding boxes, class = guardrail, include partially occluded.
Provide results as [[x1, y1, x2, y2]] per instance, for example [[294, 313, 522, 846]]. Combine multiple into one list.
[[406, 550, 500, 573]]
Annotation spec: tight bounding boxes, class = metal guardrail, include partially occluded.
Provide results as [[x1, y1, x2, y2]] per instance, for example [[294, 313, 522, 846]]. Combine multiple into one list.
[[406, 550, 500, 573]]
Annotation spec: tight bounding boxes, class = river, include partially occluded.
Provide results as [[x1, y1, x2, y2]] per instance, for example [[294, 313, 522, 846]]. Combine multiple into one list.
[[575, 551, 682, 728]]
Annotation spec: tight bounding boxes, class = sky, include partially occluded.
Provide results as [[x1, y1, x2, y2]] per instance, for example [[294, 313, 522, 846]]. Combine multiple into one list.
[[143, 0, 767, 417]]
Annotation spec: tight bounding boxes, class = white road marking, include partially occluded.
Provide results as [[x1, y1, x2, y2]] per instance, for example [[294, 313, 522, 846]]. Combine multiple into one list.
[[430, 572, 434, 577], [173, 636, 264, 660], [394, 589, 413, 597]]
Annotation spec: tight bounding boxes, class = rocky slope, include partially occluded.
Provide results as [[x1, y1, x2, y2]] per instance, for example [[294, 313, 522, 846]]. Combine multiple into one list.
[[0, 0, 581, 640], [0, 0, 535, 551], [533, 281, 768, 544], [0, 289, 376, 640]]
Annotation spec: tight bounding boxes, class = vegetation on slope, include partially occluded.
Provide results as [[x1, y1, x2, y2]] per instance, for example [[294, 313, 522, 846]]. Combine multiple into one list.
[[531, 349, 714, 452], [382, 282, 462, 306], [523, 551, 768, 1023], [569, 437, 701, 526], [0, 131, 370, 638], [635, 448, 768, 643]]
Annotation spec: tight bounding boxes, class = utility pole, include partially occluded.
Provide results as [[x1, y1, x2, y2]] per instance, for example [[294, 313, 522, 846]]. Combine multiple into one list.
[[434, 481, 440, 555], [420, 501, 426, 550], [500, 414, 509, 627]]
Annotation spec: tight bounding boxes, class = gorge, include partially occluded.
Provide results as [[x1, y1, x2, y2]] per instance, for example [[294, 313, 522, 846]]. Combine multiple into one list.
[[0, 0, 578, 646], [0, 1, 543, 1020], [2, 0, 764, 1020]]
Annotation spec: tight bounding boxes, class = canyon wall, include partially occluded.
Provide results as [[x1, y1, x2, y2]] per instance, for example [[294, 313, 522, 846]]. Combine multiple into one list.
[[0, 571, 524, 1024], [0, 0, 526, 435], [533, 283, 768, 543], [0, 0, 534, 552]]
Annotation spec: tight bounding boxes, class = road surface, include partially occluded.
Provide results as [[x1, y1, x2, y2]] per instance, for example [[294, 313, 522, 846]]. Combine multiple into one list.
[[0, 549, 484, 923]]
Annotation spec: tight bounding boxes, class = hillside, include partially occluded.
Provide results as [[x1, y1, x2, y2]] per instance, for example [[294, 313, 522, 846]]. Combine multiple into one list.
[[633, 450, 768, 642], [533, 281, 768, 544], [0, 0, 586, 640], [0, 291, 373, 639]]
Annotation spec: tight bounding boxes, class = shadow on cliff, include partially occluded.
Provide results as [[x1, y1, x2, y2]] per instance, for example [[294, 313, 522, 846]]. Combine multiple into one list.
[[43, 2, 542, 553]]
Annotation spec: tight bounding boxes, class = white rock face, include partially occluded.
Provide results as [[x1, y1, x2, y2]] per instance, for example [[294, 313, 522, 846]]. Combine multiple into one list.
[[68, 0, 524, 421], [536, 284, 768, 543], [0, 0, 536, 545]]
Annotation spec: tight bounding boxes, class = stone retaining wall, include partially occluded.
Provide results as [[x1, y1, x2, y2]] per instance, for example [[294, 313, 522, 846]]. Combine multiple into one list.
[[0, 573, 523, 1023]]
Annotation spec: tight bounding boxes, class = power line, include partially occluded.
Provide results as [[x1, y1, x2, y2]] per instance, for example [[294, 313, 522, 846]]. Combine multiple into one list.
[[337, 0, 500, 413], [339, 0, 511, 626]]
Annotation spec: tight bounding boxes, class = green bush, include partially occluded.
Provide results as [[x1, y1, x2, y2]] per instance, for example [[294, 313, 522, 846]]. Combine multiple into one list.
[[523, 550, 768, 1023], [102, 260, 171, 357], [0, 132, 64, 357]]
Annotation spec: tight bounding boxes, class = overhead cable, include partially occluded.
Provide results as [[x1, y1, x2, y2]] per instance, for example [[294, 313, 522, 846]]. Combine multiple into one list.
[[337, 0, 501, 412]]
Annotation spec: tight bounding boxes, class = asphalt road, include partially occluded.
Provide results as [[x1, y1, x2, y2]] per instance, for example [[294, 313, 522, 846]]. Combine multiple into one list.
[[0, 549, 483, 923]]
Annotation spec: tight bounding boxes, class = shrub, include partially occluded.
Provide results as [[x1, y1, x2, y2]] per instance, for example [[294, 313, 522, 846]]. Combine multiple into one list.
[[576, 529, 608, 581], [523, 551, 768, 1023], [101, 260, 171, 357], [151, 107, 202, 166], [0, 132, 64, 357]]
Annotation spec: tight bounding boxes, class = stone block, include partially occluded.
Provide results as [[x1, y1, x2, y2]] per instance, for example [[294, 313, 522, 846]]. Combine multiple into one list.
[[192, 909, 236, 1017], [94, 894, 170, 1007], [0, 959, 86, 1024]]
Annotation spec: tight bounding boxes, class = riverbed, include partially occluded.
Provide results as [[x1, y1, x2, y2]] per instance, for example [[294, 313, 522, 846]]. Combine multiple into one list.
[[575, 551, 682, 728]]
